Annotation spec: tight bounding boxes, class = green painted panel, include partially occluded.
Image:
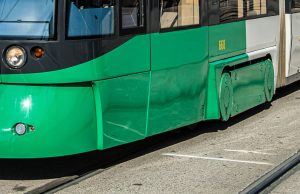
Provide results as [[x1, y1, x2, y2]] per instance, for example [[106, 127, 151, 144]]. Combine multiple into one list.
[[219, 73, 233, 121], [0, 84, 97, 158], [93, 72, 150, 149], [148, 28, 209, 136], [209, 21, 246, 62], [231, 61, 268, 116], [1, 35, 150, 84], [206, 55, 273, 120], [151, 28, 209, 71], [205, 54, 248, 120]]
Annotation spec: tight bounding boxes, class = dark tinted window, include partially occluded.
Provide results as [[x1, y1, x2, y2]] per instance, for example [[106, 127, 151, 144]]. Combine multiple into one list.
[[267, 0, 279, 15], [121, 0, 144, 29], [292, 0, 300, 12]]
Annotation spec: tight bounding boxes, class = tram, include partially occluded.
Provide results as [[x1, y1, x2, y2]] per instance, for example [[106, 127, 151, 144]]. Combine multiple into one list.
[[0, 0, 298, 158]]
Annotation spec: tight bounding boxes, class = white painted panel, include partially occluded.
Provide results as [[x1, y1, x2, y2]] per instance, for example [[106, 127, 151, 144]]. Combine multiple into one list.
[[289, 12, 300, 76], [247, 46, 277, 61], [246, 16, 279, 53]]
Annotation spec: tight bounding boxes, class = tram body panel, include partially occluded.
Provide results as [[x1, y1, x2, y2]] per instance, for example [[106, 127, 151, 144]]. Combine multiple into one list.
[[245, 16, 279, 91], [247, 46, 278, 91], [0, 85, 97, 158], [230, 61, 268, 116], [208, 21, 246, 62], [147, 28, 209, 136], [246, 16, 279, 53], [289, 12, 300, 76], [1, 35, 151, 84], [93, 72, 150, 149], [205, 54, 248, 120], [285, 14, 293, 78]]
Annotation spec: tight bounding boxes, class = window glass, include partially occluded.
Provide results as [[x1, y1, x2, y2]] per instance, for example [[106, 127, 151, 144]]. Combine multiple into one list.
[[292, 0, 300, 12], [67, 0, 114, 38], [160, 0, 200, 29], [121, 0, 144, 29], [219, 0, 244, 23], [266, 0, 279, 16], [246, 0, 267, 16], [0, 0, 54, 40]]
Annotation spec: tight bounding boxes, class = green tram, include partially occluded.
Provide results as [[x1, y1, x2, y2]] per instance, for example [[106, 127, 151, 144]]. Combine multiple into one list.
[[0, 0, 297, 158]]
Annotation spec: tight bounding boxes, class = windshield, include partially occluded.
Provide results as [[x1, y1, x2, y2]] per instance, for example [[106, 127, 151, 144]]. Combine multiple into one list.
[[67, 0, 115, 38], [0, 0, 55, 40]]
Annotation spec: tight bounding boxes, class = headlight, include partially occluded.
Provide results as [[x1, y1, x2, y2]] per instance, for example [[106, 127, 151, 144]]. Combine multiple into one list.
[[15, 123, 27, 135], [4, 46, 27, 69]]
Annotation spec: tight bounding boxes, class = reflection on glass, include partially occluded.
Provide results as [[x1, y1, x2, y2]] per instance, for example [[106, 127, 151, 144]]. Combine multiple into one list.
[[160, 0, 200, 29], [67, 0, 114, 38], [0, 0, 55, 40], [246, 0, 267, 16]]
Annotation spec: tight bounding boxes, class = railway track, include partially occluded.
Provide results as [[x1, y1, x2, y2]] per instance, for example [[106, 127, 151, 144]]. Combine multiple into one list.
[[28, 147, 300, 194], [26, 168, 107, 194], [240, 150, 300, 194], [24, 146, 151, 194], [28, 149, 300, 194]]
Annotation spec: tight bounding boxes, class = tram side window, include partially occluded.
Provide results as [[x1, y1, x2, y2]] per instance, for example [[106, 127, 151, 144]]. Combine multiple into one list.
[[67, 0, 115, 38], [219, 0, 244, 23], [160, 0, 200, 29], [246, 0, 267, 17], [121, 0, 144, 29], [292, 0, 300, 12], [266, 0, 279, 16]]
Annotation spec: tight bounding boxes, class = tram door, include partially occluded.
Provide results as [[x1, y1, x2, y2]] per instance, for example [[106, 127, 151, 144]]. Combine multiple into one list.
[[289, 0, 300, 76]]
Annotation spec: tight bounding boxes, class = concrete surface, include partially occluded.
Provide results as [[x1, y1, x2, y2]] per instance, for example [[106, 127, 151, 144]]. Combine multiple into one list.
[[57, 85, 300, 194]]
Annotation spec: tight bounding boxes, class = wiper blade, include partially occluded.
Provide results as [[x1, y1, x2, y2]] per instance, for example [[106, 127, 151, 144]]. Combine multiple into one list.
[[0, 20, 49, 23]]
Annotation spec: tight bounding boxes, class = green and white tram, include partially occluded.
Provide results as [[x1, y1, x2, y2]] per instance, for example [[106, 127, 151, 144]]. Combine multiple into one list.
[[0, 0, 298, 158]]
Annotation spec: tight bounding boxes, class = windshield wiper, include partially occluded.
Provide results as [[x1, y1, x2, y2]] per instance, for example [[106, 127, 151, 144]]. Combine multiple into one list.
[[0, 20, 50, 23]]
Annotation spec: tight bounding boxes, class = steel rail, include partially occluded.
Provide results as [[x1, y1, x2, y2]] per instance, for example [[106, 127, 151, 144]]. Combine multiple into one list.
[[239, 150, 300, 194]]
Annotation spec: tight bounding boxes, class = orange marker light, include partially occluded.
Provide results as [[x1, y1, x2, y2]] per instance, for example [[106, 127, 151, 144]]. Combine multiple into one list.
[[32, 47, 45, 58]]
